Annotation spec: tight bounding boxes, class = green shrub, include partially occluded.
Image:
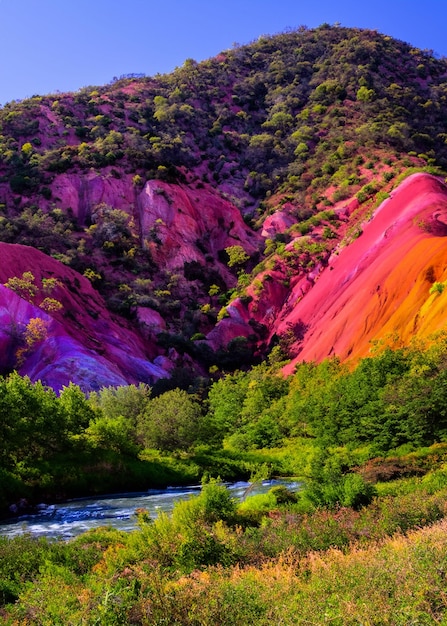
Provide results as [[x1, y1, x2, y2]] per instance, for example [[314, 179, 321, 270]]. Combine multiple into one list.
[[341, 473, 377, 509], [430, 281, 445, 295], [238, 491, 277, 514]]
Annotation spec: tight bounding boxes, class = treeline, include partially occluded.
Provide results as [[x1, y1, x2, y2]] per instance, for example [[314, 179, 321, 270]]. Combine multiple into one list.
[[209, 336, 447, 452], [0, 377, 228, 512], [2, 334, 447, 512]]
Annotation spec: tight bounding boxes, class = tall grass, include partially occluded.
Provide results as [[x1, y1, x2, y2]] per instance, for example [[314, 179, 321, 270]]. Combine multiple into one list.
[[4, 476, 447, 624]]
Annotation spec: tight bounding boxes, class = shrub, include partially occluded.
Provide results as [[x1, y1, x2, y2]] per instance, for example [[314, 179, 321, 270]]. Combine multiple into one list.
[[430, 282, 445, 295], [340, 473, 377, 509], [225, 245, 250, 268]]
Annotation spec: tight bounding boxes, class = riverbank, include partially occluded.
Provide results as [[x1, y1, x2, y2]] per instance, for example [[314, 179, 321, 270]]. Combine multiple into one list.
[[2, 472, 447, 623], [0, 479, 301, 540], [1, 444, 291, 520]]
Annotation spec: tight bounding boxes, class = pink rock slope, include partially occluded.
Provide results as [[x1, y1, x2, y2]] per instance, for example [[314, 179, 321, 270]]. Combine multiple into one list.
[[278, 173, 447, 373], [0, 243, 167, 391]]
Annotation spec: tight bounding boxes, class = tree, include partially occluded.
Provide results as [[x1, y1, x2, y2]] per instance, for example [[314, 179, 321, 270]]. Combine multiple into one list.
[[140, 388, 202, 451], [225, 245, 249, 268], [356, 86, 375, 102], [4, 272, 62, 314], [85, 414, 139, 455], [59, 383, 98, 433], [0, 372, 65, 467], [21, 142, 33, 159], [303, 448, 376, 510], [206, 371, 250, 443], [88, 384, 151, 425]]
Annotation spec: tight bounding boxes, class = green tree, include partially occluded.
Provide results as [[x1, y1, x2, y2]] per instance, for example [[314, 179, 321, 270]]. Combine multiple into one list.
[[85, 414, 139, 455], [88, 384, 151, 426], [0, 373, 65, 467], [303, 448, 376, 509], [140, 388, 202, 451], [59, 383, 98, 433], [356, 86, 375, 102], [225, 245, 250, 268], [206, 371, 250, 443]]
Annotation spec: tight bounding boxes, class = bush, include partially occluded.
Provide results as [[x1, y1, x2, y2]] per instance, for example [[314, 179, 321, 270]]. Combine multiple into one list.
[[430, 281, 445, 295], [197, 478, 238, 524], [341, 473, 377, 509], [303, 450, 376, 509]]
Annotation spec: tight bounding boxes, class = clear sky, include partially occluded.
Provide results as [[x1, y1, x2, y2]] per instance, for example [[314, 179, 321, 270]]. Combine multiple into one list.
[[1, 0, 447, 105]]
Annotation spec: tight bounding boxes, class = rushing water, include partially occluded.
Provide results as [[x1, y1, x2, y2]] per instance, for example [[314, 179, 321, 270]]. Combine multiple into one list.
[[0, 480, 300, 541]]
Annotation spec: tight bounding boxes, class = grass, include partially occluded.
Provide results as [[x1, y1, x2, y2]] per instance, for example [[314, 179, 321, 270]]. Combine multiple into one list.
[[4, 462, 447, 623], [145, 522, 447, 625]]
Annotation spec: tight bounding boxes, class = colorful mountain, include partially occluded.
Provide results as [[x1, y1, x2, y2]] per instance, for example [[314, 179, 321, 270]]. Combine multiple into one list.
[[1, 25, 447, 389]]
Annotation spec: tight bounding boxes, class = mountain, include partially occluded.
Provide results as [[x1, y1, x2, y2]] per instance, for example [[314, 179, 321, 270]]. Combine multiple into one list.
[[1, 24, 447, 390]]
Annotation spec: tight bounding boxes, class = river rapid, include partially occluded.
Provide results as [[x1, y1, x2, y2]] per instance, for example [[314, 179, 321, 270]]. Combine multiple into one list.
[[0, 480, 300, 541]]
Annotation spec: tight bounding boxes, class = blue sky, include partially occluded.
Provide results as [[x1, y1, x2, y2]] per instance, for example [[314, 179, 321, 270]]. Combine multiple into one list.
[[1, 0, 447, 105]]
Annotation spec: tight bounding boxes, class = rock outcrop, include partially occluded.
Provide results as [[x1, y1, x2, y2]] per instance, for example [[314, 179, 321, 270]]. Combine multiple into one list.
[[0, 243, 168, 391], [138, 180, 259, 271], [277, 173, 447, 372]]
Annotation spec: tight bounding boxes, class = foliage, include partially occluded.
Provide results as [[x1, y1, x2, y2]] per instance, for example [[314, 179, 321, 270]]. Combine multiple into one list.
[[3, 470, 447, 623], [15, 317, 48, 365], [225, 245, 250, 268], [139, 387, 203, 451], [206, 362, 289, 449], [4, 271, 38, 300], [430, 281, 445, 295], [2, 336, 447, 513]]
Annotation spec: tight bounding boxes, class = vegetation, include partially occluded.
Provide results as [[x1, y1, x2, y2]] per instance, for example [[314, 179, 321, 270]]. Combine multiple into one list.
[[0, 329, 446, 507], [3, 453, 447, 622], [1, 325, 447, 621]]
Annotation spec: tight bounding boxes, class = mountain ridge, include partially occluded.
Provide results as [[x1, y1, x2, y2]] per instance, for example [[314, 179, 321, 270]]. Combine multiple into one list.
[[0, 25, 447, 389]]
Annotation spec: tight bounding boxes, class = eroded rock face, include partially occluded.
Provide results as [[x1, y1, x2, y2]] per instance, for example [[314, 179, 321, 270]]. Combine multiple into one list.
[[138, 179, 259, 270], [0, 164, 269, 390], [51, 172, 136, 225], [278, 173, 447, 372], [50, 172, 260, 271], [0, 243, 167, 392], [3, 170, 447, 390], [47, 172, 261, 297], [206, 173, 447, 368]]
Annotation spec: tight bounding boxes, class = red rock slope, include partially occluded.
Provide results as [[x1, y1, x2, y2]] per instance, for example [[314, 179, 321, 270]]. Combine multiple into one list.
[[280, 173, 447, 373], [0, 243, 168, 391]]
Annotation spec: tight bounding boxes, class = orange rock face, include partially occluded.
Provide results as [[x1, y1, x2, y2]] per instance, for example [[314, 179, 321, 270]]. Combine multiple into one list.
[[281, 173, 447, 374]]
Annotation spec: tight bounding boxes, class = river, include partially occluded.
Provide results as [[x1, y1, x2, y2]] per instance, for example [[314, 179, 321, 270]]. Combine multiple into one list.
[[0, 479, 300, 541]]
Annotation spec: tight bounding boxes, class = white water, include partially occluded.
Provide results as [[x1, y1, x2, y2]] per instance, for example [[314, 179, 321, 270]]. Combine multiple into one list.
[[0, 480, 299, 541]]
